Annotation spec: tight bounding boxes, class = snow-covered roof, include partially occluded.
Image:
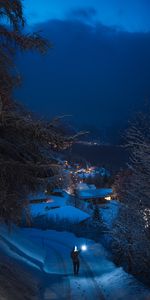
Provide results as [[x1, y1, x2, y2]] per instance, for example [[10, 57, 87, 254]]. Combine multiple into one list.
[[29, 195, 67, 209], [30, 203, 89, 223], [88, 184, 97, 190], [76, 183, 96, 190], [77, 183, 89, 190], [28, 189, 65, 202], [77, 188, 113, 199]]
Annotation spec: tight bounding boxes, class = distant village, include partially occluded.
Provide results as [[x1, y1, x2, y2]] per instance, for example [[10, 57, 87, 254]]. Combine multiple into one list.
[[29, 160, 114, 206]]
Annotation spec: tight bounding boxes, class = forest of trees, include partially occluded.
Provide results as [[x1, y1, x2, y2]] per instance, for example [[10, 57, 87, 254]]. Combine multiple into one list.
[[0, 0, 73, 224], [112, 112, 150, 284]]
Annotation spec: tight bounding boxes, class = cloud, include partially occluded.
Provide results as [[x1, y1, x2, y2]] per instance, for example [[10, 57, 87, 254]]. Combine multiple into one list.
[[16, 19, 150, 142], [68, 7, 97, 21], [25, 0, 150, 32]]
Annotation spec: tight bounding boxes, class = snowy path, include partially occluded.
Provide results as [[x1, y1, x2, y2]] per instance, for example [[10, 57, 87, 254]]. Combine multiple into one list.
[[0, 227, 150, 300], [42, 241, 72, 300], [42, 237, 105, 300]]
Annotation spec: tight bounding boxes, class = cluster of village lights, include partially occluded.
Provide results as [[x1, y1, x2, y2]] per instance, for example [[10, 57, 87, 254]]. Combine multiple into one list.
[[64, 161, 94, 174]]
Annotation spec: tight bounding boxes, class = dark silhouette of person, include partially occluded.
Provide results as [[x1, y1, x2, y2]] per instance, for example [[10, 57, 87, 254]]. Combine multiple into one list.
[[70, 246, 81, 275]]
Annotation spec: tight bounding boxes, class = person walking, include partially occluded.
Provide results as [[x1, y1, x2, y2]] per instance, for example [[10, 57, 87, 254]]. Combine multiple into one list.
[[70, 246, 81, 275]]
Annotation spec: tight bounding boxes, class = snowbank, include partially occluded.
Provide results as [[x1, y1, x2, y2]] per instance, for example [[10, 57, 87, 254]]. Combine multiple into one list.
[[0, 226, 150, 300]]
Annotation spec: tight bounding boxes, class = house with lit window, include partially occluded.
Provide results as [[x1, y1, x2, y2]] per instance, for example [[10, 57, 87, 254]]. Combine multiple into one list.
[[76, 183, 112, 203]]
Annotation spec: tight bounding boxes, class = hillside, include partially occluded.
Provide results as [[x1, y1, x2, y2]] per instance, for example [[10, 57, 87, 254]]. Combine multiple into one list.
[[64, 144, 129, 173]]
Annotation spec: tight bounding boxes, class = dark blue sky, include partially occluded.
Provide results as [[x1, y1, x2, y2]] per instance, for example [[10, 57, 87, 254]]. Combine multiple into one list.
[[16, 1, 150, 143], [24, 0, 150, 32]]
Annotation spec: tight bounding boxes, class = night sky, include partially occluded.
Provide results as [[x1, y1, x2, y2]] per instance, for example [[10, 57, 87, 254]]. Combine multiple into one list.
[[16, 0, 150, 143]]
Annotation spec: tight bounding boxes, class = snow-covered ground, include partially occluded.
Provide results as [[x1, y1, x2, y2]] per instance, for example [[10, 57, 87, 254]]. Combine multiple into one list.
[[0, 225, 150, 300], [29, 194, 90, 223], [0, 193, 149, 299]]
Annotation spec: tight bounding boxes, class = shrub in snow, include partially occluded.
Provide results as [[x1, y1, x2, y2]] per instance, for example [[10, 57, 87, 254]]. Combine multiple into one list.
[[93, 204, 100, 221], [110, 205, 150, 286], [92, 204, 104, 228]]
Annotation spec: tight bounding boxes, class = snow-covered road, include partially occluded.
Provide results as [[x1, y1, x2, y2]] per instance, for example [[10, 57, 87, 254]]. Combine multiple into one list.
[[41, 236, 105, 300], [0, 226, 150, 300]]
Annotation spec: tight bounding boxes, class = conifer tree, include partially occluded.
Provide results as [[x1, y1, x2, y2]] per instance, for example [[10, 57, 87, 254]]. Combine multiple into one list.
[[0, 1, 72, 223]]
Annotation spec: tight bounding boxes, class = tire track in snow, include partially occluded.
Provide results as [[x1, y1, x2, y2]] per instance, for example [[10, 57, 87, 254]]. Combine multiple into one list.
[[39, 239, 71, 300], [80, 255, 105, 300], [0, 231, 105, 299], [45, 236, 105, 300]]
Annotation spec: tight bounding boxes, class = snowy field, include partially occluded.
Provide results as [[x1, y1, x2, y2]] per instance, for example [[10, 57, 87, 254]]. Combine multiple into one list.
[[0, 225, 150, 300]]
